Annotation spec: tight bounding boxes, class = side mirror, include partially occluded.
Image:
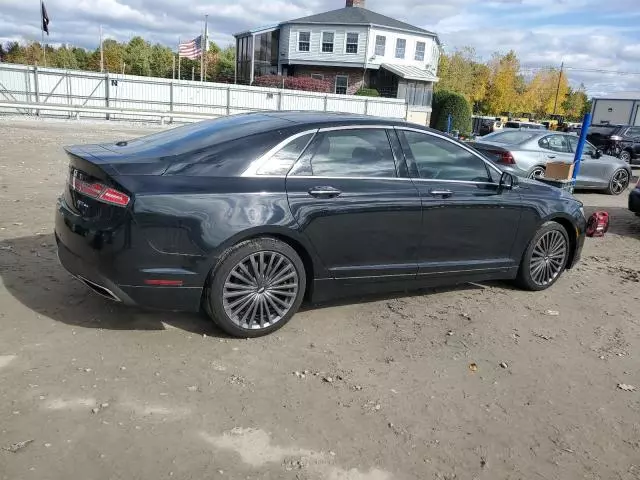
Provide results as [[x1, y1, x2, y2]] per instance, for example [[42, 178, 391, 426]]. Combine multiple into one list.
[[499, 171, 517, 191], [592, 149, 603, 159]]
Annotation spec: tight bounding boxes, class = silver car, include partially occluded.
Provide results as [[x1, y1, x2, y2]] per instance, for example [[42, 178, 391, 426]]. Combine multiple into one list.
[[469, 130, 632, 195]]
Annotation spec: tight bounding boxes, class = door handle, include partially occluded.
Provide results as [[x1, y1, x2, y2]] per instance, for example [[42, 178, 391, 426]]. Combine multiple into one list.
[[429, 189, 453, 198], [547, 155, 557, 159], [308, 186, 342, 198]]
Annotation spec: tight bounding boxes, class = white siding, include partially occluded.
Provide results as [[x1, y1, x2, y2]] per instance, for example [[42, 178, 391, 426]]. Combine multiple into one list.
[[366, 27, 438, 71], [280, 24, 368, 65], [591, 98, 639, 125]]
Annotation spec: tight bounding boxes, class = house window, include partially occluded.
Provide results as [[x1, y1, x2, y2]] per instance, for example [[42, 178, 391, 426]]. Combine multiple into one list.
[[415, 41, 425, 61], [346, 32, 359, 54], [298, 31, 310, 52], [311, 73, 324, 80], [374, 35, 386, 56], [395, 38, 406, 59], [335, 75, 348, 94], [322, 32, 334, 53]]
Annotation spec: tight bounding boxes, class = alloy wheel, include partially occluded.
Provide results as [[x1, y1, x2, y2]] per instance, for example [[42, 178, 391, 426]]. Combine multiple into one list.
[[528, 167, 545, 179], [619, 151, 631, 163], [610, 169, 629, 194], [222, 251, 299, 330], [529, 230, 567, 287]]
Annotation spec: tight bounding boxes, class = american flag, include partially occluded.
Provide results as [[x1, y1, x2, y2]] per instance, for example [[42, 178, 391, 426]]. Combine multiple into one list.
[[179, 35, 203, 59]]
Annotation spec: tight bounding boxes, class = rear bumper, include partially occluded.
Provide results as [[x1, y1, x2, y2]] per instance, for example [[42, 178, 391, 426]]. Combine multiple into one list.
[[56, 234, 203, 311], [629, 188, 640, 215]]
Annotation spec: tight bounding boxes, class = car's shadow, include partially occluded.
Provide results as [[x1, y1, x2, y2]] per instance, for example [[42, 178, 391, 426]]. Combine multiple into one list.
[[1, 234, 493, 336]]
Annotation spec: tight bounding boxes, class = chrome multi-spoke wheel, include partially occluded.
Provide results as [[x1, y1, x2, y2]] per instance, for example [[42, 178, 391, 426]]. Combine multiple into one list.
[[222, 251, 299, 330], [608, 169, 629, 195], [528, 166, 545, 179], [529, 230, 568, 287]]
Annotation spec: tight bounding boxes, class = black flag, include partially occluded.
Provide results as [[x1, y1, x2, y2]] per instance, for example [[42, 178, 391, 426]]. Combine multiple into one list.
[[41, 1, 50, 35]]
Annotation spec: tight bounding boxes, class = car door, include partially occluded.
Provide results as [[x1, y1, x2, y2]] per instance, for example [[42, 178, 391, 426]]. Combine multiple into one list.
[[567, 135, 609, 188], [395, 128, 522, 278], [625, 127, 640, 158], [285, 126, 422, 281], [538, 134, 574, 168]]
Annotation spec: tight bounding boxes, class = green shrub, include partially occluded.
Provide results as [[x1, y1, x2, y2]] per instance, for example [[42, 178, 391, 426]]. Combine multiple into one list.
[[355, 87, 380, 97], [431, 90, 472, 135]]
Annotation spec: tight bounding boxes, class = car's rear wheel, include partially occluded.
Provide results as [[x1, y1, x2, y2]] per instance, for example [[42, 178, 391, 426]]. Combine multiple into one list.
[[619, 150, 632, 163], [205, 237, 306, 338], [606, 168, 630, 195], [527, 166, 546, 179], [516, 221, 569, 291]]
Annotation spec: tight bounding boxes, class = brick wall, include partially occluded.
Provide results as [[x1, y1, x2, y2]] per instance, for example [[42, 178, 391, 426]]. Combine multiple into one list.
[[293, 66, 367, 95]]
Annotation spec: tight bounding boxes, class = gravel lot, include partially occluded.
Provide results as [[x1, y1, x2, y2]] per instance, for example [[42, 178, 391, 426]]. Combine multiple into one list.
[[1, 117, 639, 480]]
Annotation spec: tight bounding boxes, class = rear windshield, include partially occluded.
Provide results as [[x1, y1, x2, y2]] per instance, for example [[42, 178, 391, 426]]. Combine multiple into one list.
[[103, 114, 292, 157], [504, 122, 520, 128], [588, 125, 619, 135], [481, 130, 539, 144]]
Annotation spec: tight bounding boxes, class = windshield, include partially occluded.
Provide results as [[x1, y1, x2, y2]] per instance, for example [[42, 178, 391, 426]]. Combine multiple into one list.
[[481, 130, 539, 144]]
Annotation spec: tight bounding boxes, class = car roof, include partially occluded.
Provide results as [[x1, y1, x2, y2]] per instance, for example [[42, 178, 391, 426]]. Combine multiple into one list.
[[260, 111, 411, 128]]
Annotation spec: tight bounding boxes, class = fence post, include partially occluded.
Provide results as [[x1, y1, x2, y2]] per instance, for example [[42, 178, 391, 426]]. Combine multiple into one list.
[[277, 90, 282, 111], [323, 94, 328, 112], [105, 72, 110, 120], [169, 82, 174, 123], [66, 71, 72, 118], [226, 86, 231, 116], [33, 66, 40, 116], [364, 98, 369, 116]]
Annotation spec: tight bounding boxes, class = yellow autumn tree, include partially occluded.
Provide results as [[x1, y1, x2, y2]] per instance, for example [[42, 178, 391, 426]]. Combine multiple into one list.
[[485, 51, 520, 115]]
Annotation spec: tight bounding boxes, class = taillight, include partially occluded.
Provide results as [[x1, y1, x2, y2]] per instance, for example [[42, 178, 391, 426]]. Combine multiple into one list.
[[488, 150, 516, 165], [70, 176, 130, 207]]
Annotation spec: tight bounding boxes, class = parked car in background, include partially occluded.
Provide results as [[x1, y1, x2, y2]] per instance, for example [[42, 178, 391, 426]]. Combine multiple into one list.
[[472, 116, 504, 136], [469, 130, 632, 195], [586, 124, 640, 164], [504, 121, 547, 130], [55, 112, 586, 338], [630, 178, 640, 216]]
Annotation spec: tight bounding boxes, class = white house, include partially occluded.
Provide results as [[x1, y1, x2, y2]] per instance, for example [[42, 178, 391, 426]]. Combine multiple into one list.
[[234, 0, 440, 122]]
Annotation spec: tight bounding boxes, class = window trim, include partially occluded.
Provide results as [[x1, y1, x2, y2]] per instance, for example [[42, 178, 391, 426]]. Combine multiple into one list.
[[395, 38, 406, 59], [414, 41, 425, 61], [335, 74, 349, 94], [374, 35, 386, 56], [345, 32, 359, 54], [297, 31, 311, 53], [321, 30, 335, 54], [241, 129, 318, 176]]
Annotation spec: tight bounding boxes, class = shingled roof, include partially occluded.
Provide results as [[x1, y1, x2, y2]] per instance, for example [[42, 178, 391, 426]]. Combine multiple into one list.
[[283, 7, 437, 37]]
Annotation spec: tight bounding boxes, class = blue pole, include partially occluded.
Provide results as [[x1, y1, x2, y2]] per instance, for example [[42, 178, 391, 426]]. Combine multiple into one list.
[[572, 112, 592, 184], [446, 114, 452, 134]]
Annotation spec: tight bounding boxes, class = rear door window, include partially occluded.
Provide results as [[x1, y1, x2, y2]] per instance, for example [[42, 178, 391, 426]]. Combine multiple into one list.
[[539, 135, 570, 153], [625, 127, 640, 139], [257, 133, 314, 175], [306, 129, 397, 178]]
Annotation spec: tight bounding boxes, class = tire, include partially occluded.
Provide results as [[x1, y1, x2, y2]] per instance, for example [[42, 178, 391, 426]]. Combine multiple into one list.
[[619, 150, 632, 163], [527, 166, 546, 179], [606, 168, 630, 195], [516, 221, 570, 291], [204, 237, 306, 338]]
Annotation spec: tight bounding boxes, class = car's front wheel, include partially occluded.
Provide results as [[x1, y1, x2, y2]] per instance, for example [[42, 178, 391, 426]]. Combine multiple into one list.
[[516, 221, 569, 291], [619, 150, 632, 163], [606, 168, 630, 195], [204, 237, 306, 338]]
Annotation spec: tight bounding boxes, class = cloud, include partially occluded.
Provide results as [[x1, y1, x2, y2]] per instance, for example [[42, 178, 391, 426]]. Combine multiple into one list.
[[1, 0, 639, 95]]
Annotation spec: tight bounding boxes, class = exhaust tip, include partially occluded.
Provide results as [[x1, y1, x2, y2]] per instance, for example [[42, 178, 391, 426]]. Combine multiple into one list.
[[78, 276, 121, 302]]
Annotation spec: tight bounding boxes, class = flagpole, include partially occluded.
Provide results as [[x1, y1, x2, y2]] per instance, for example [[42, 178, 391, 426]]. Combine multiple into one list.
[[99, 25, 104, 72], [40, 0, 46, 67], [202, 14, 208, 82], [177, 37, 181, 80]]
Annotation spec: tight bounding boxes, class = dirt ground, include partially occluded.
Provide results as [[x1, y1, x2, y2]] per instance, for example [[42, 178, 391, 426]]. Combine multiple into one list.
[[1, 117, 639, 480]]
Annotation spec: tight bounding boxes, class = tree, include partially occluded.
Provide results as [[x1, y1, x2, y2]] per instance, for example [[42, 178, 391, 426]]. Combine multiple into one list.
[[88, 39, 125, 72], [124, 36, 151, 76], [50, 46, 79, 69], [562, 84, 589, 121], [431, 90, 472, 134], [485, 51, 520, 115], [150, 44, 174, 78], [72, 47, 90, 70]]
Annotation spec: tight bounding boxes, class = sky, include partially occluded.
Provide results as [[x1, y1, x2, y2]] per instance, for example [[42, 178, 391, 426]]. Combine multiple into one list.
[[0, 0, 639, 96]]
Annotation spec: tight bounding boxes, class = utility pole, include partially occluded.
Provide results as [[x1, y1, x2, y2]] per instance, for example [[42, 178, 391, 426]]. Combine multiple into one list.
[[99, 25, 104, 72], [553, 61, 564, 116], [201, 14, 208, 82]]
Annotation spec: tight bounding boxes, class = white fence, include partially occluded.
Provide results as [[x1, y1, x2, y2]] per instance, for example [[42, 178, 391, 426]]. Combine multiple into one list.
[[0, 63, 409, 122]]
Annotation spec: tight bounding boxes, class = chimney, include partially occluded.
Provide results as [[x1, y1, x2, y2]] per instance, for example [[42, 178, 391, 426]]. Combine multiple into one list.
[[346, 0, 365, 7]]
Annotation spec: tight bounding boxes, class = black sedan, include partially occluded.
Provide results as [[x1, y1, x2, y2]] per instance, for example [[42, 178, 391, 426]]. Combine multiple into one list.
[[55, 112, 586, 337]]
